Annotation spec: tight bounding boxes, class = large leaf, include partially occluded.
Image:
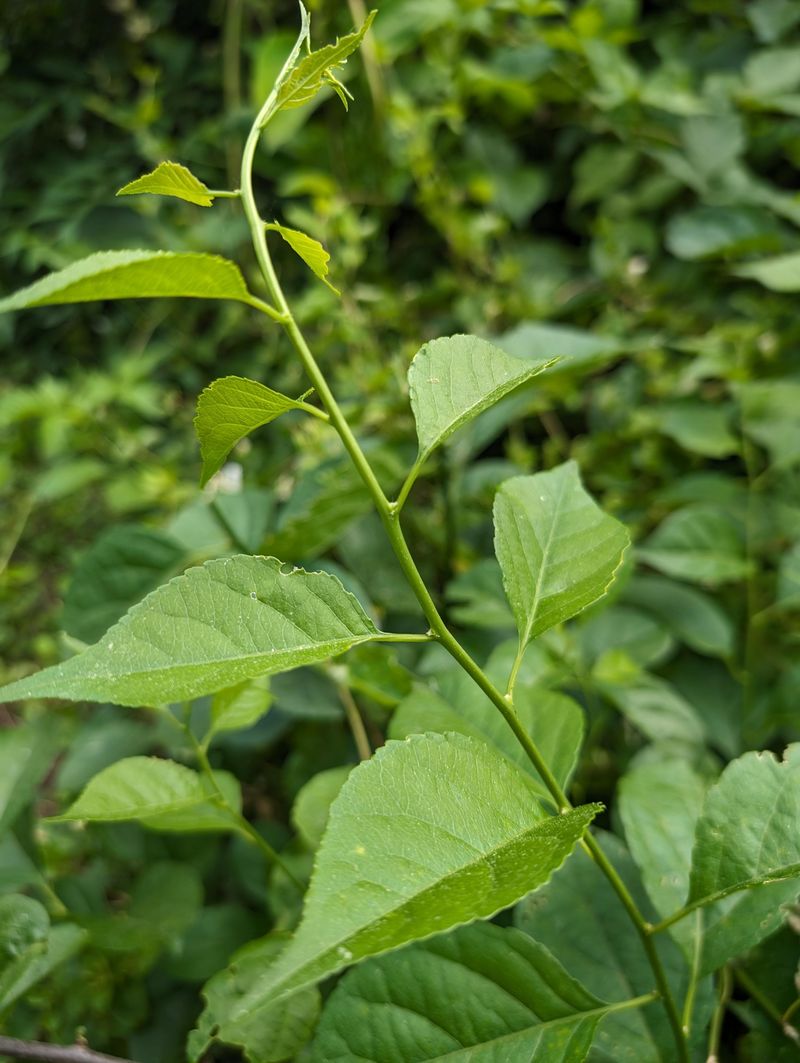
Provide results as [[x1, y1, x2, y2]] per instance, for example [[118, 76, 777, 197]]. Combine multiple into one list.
[[116, 161, 214, 206], [494, 462, 629, 669], [0, 556, 380, 708], [683, 744, 800, 972], [312, 922, 639, 1063], [190, 934, 321, 1063], [408, 334, 556, 469], [226, 733, 599, 1024], [0, 251, 254, 313], [516, 832, 698, 1062], [195, 376, 315, 487], [61, 523, 185, 644]]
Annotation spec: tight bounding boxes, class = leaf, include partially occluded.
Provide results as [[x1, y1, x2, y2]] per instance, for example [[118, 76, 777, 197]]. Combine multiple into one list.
[[291, 765, 352, 850], [637, 505, 752, 585], [516, 832, 698, 1062], [189, 933, 321, 1063], [226, 733, 600, 1024], [0, 924, 88, 1014], [599, 674, 706, 746], [266, 222, 339, 294], [495, 321, 624, 374], [312, 922, 630, 1063], [274, 11, 376, 115], [0, 723, 58, 838], [49, 756, 233, 825], [665, 205, 784, 261], [737, 379, 800, 468], [0, 250, 254, 313], [622, 575, 734, 658], [0, 896, 49, 961], [62, 524, 186, 644], [206, 678, 272, 745], [734, 250, 800, 290], [116, 161, 214, 207], [494, 462, 630, 660], [142, 770, 243, 834], [0, 556, 380, 708], [195, 376, 313, 488], [408, 334, 556, 469]]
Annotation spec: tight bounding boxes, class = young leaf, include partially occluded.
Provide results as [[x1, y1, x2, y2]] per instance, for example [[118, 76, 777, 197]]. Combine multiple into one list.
[[266, 222, 339, 294], [0, 556, 380, 708], [227, 733, 600, 1024], [195, 375, 317, 487], [274, 10, 377, 116], [494, 462, 629, 674], [0, 251, 254, 314], [116, 161, 215, 207], [312, 922, 634, 1063], [49, 756, 226, 823], [408, 334, 556, 471], [189, 933, 321, 1063]]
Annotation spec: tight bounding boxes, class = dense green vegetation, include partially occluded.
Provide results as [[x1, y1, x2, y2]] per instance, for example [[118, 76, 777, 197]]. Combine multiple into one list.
[[1, 1, 800, 1061]]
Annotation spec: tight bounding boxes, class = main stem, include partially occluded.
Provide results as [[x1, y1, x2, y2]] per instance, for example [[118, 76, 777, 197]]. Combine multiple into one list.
[[239, 107, 688, 1063]]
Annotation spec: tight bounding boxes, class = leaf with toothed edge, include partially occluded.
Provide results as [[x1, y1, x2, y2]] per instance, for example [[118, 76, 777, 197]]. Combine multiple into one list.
[[116, 161, 215, 206], [0, 556, 380, 709]]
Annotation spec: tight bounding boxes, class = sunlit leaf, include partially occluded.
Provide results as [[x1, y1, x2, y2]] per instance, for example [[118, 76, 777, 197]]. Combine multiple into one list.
[[266, 222, 339, 293], [116, 161, 215, 207]]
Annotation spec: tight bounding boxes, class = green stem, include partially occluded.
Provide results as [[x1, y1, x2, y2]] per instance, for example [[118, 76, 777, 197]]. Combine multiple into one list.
[[681, 911, 704, 1038], [707, 966, 732, 1063], [337, 683, 372, 761], [734, 966, 788, 1030], [238, 99, 688, 1063], [207, 188, 242, 199]]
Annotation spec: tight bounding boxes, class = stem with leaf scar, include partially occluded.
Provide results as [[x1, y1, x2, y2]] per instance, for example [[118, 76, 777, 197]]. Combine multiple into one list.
[[238, 97, 689, 1063]]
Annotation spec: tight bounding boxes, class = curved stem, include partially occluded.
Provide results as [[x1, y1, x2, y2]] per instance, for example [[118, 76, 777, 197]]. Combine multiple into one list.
[[238, 100, 688, 1063]]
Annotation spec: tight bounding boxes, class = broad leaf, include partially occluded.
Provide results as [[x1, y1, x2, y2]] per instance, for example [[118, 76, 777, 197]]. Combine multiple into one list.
[[274, 10, 376, 115], [266, 222, 339, 293], [291, 765, 352, 850], [0, 924, 87, 1014], [312, 922, 631, 1063], [62, 524, 185, 644], [116, 161, 214, 206], [494, 462, 629, 663], [227, 733, 599, 1024], [0, 250, 254, 313], [599, 674, 706, 745], [408, 334, 556, 469], [142, 770, 243, 834], [637, 505, 752, 585], [734, 250, 800, 290], [190, 933, 321, 1063], [0, 556, 380, 708], [685, 745, 800, 972], [206, 678, 272, 745], [49, 756, 237, 827], [195, 376, 315, 487], [516, 832, 701, 1062]]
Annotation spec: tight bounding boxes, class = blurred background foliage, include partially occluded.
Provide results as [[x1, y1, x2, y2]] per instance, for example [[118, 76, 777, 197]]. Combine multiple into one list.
[[2, 0, 800, 1059]]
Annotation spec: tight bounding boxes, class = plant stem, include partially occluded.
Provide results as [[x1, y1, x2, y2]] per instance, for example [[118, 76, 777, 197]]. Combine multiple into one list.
[[0, 1037, 134, 1063], [681, 911, 704, 1038], [238, 100, 688, 1063], [734, 966, 789, 1031], [707, 966, 732, 1063], [337, 683, 372, 760]]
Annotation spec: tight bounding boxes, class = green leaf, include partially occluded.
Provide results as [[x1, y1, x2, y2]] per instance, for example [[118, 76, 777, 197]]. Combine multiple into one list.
[[622, 576, 734, 658], [227, 733, 600, 1022], [312, 922, 633, 1063], [408, 334, 556, 470], [62, 524, 185, 644], [206, 678, 272, 745], [189, 933, 321, 1063], [637, 505, 752, 585], [0, 896, 49, 961], [0, 556, 380, 708], [266, 222, 339, 293], [737, 379, 800, 468], [116, 161, 215, 207], [516, 832, 696, 1062], [274, 10, 376, 115], [49, 756, 233, 824], [0, 251, 255, 313], [734, 250, 800, 290], [0, 722, 58, 838], [291, 765, 352, 850], [665, 206, 784, 261], [0, 924, 88, 1014], [599, 674, 706, 745], [142, 770, 243, 834], [495, 321, 624, 374], [494, 462, 630, 669], [195, 376, 315, 488]]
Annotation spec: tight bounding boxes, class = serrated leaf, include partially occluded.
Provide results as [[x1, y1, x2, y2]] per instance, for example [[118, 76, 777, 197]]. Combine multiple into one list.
[[267, 222, 339, 293], [49, 756, 233, 825], [227, 733, 599, 1027], [195, 376, 313, 487], [116, 161, 215, 207], [494, 462, 629, 666], [312, 922, 628, 1063], [408, 334, 556, 469], [0, 556, 380, 708], [0, 251, 255, 315], [189, 933, 321, 1063], [206, 678, 272, 745], [274, 11, 376, 115]]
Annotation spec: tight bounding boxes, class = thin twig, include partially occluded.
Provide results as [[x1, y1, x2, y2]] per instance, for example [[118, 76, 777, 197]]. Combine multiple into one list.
[[0, 1036, 133, 1063], [338, 683, 371, 760]]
